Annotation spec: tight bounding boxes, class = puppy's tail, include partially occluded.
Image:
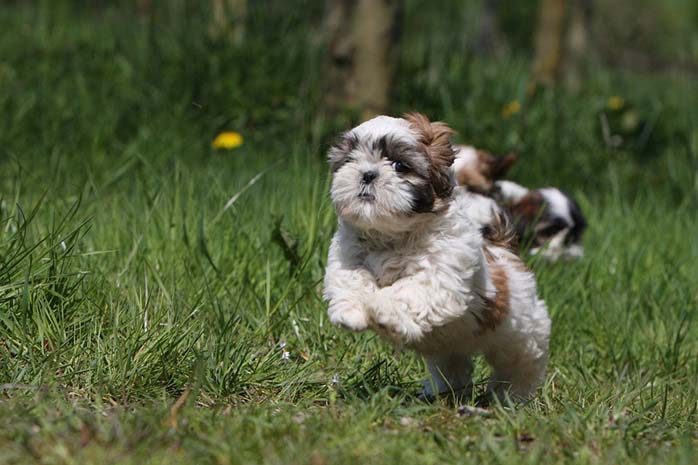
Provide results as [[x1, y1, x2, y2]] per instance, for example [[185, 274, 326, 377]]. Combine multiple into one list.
[[480, 209, 518, 250]]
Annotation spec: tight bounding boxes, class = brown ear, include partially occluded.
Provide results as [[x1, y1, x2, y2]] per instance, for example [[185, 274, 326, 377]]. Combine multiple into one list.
[[403, 112, 456, 199], [488, 152, 517, 180]]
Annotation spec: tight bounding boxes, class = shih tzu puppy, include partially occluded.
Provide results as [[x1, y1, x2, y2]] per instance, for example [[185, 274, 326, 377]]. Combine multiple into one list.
[[452, 146, 587, 261], [494, 181, 586, 261], [323, 114, 550, 401]]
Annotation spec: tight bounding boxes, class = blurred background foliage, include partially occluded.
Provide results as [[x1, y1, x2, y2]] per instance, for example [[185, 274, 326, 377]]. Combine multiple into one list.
[[1, 0, 697, 200]]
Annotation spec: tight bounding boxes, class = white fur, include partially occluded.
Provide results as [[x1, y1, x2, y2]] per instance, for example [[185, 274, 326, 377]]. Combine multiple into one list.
[[351, 116, 419, 145], [564, 243, 585, 258], [535, 188, 585, 260], [324, 117, 551, 401], [457, 186, 501, 228], [540, 188, 573, 225], [452, 145, 478, 176], [496, 180, 529, 202], [529, 228, 569, 261]]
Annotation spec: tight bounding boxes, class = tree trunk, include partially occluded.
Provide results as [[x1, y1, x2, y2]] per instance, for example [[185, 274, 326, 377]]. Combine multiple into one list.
[[563, 0, 593, 89], [474, 0, 503, 56], [210, 0, 247, 45], [136, 0, 152, 17], [531, 0, 568, 86], [323, 0, 401, 120]]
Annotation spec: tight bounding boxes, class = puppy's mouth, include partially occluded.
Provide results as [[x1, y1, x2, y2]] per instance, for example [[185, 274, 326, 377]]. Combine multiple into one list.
[[357, 187, 375, 201]]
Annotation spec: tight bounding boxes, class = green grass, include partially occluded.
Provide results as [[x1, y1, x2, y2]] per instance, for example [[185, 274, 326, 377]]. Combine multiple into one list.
[[1, 2, 698, 464]]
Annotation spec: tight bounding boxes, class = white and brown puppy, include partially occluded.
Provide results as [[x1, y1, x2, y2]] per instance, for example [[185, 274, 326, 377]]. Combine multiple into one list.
[[452, 145, 517, 194], [495, 181, 587, 261], [323, 113, 550, 401], [452, 147, 587, 261]]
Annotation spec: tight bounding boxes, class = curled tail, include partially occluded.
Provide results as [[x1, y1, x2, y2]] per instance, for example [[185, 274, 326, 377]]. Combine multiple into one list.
[[480, 209, 518, 250]]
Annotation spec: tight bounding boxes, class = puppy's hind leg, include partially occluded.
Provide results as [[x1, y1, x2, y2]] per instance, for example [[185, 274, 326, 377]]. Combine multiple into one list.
[[484, 354, 547, 402], [422, 354, 474, 402], [484, 335, 549, 401], [484, 299, 550, 402]]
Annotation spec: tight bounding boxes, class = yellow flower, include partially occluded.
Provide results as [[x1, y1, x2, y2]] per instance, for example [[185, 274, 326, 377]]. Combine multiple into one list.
[[607, 96, 625, 111], [501, 100, 521, 119], [212, 131, 244, 149]]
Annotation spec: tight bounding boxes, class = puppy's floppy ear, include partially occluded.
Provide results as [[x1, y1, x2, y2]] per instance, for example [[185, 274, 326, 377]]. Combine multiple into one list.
[[328, 132, 358, 172], [490, 152, 517, 180], [403, 112, 456, 198], [479, 151, 517, 181]]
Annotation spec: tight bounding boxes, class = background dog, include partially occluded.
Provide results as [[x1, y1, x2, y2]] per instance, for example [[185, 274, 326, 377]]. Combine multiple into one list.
[[452, 146, 587, 260], [495, 181, 587, 260]]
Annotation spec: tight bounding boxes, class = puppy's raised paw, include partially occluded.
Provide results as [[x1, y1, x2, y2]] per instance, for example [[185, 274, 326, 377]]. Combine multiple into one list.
[[369, 297, 423, 344], [328, 306, 370, 332]]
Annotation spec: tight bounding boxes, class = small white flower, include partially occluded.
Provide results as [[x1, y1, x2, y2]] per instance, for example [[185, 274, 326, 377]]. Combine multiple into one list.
[[60, 241, 67, 251], [331, 374, 340, 385], [281, 350, 290, 361], [279, 341, 287, 349]]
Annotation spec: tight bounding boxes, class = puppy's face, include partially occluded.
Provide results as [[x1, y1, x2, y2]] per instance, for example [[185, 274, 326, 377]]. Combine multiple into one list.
[[452, 146, 517, 194], [328, 114, 455, 233]]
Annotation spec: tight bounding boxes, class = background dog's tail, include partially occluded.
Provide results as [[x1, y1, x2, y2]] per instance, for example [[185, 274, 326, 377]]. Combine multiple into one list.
[[481, 209, 518, 250]]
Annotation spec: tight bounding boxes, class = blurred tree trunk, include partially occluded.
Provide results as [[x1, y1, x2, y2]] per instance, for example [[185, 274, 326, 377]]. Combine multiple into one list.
[[323, 0, 401, 120], [474, 0, 503, 56], [563, 0, 593, 89], [136, 0, 152, 17], [531, 0, 568, 86], [210, 0, 247, 45]]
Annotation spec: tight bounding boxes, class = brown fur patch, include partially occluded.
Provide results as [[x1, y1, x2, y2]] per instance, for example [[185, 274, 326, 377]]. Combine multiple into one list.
[[508, 191, 545, 224], [404, 112, 456, 199], [507, 191, 546, 244], [482, 151, 517, 181], [509, 191, 545, 221], [475, 248, 511, 333], [453, 148, 517, 194], [455, 162, 491, 193]]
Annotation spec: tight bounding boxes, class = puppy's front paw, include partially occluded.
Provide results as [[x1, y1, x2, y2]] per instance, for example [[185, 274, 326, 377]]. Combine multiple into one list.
[[328, 305, 370, 332], [369, 297, 423, 344], [371, 305, 403, 339]]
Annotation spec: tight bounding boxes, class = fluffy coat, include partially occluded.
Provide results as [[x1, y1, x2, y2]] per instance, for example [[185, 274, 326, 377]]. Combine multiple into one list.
[[323, 114, 550, 400]]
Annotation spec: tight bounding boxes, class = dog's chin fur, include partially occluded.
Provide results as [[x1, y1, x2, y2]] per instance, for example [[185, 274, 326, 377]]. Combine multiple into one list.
[[323, 114, 551, 402]]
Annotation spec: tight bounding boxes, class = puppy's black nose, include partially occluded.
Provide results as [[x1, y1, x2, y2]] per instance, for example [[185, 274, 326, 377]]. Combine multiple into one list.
[[362, 171, 378, 184]]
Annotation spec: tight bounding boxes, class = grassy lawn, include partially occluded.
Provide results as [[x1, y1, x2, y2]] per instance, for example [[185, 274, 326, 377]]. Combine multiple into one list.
[[1, 2, 697, 464]]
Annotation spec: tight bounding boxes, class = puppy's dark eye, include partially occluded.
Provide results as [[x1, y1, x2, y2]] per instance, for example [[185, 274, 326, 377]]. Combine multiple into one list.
[[391, 160, 409, 173]]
